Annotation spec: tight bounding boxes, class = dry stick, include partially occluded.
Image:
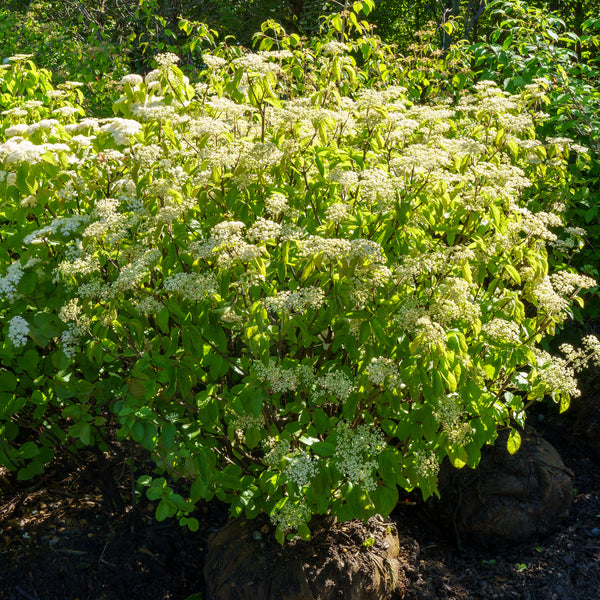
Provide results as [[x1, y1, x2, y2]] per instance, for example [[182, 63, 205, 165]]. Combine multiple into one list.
[[14, 587, 37, 600]]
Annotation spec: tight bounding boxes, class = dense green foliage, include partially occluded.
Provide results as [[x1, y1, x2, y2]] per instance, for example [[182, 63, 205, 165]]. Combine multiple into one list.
[[1, 0, 599, 542]]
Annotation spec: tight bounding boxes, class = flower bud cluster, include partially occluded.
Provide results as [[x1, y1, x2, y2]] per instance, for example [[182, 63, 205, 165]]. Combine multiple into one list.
[[263, 438, 291, 468], [313, 370, 356, 402], [61, 322, 81, 358], [8, 315, 29, 347], [270, 498, 312, 533], [413, 449, 440, 480], [549, 271, 596, 296], [230, 412, 265, 444], [284, 450, 319, 487], [255, 362, 300, 393], [365, 357, 401, 388]]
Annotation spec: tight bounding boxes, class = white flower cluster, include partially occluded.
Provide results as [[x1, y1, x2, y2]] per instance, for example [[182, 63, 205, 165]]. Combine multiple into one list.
[[0, 138, 49, 165], [25, 118, 59, 136], [445, 422, 473, 445], [319, 41, 349, 56], [61, 322, 81, 359], [190, 220, 265, 267], [284, 450, 319, 487], [559, 335, 600, 372], [162, 272, 217, 302], [509, 206, 560, 242], [188, 116, 230, 139], [393, 251, 447, 283], [534, 348, 580, 398], [549, 271, 596, 296], [359, 168, 397, 211], [265, 192, 289, 218], [100, 118, 142, 145], [202, 53, 227, 69], [264, 286, 325, 314], [413, 316, 447, 352], [335, 421, 385, 492], [299, 236, 352, 261], [8, 315, 29, 347], [263, 437, 291, 468], [233, 53, 282, 75], [57, 255, 100, 279], [482, 318, 521, 344], [532, 276, 570, 316], [111, 248, 160, 294], [255, 361, 300, 393], [365, 357, 401, 388], [313, 370, 356, 402], [155, 52, 180, 67], [131, 100, 177, 122], [435, 394, 462, 426], [582, 335, 600, 367], [135, 296, 163, 315], [391, 143, 450, 176], [328, 167, 359, 196], [430, 277, 481, 326], [230, 412, 265, 443], [324, 203, 350, 225], [58, 298, 83, 323], [270, 498, 312, 533], [65, 118, 101, 134], [0, 262, 24, 302], [247, 218, 282, 242], [120, 74, 144, 86], [25, 214, 89, 245], [350, 239, 386, 264]]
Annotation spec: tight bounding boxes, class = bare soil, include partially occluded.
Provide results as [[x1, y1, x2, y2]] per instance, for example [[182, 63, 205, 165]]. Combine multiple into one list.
[[1, 397, 599, 600]]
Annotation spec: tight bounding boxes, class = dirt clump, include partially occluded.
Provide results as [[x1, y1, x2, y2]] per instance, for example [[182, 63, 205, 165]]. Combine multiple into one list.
[[203, 513, 419, 600]]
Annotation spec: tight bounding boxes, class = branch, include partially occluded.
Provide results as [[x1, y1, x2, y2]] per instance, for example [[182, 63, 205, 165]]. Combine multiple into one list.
[[464, 0, 487, 41]]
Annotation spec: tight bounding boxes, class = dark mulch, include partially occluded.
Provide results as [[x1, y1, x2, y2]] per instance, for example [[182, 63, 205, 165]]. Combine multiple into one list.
[[1, 395, 600, 600]]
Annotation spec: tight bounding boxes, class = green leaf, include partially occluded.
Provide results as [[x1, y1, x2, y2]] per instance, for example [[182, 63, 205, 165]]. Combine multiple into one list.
[[297, 521, 311, 540], [155, 498, 177, 521], [18, 441, 40, 460], [0, 371, 18, 392], [507, 429, 521, 455], [132, 422, 145, 442], [215, 464, 244, 490], [378, 448, 401, 485], [311, 441, 336, 457], [371, 484, 399, 516], [156, 307, 170, 334], [275, 523, 285, 545], [313, 408, 329, 434]]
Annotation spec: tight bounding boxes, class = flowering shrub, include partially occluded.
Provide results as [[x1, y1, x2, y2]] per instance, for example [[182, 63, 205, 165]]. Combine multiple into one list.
[[467, 0, 600, 317], [1, 4, 598, 542]]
